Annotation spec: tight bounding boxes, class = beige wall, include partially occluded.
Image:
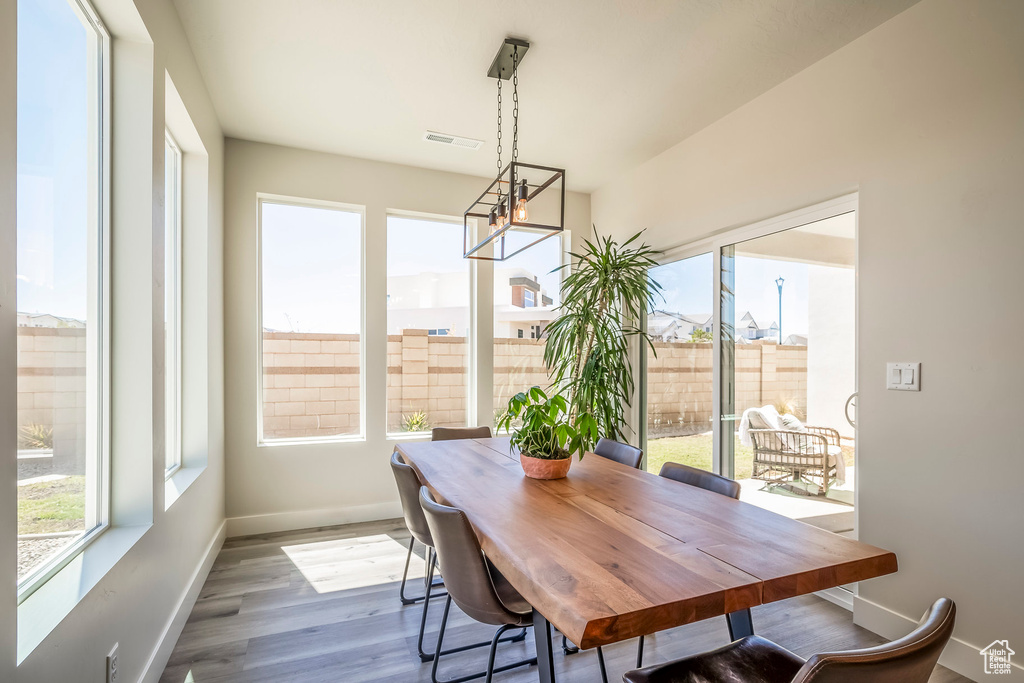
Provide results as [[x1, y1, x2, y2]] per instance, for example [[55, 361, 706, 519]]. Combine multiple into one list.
[[592, 1, 1023, 678], [223, 138, 591, 533], [1, 0, 226, 681]]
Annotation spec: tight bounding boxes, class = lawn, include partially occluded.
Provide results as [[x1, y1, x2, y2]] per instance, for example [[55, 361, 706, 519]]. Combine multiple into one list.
[[646, 433, 755, 478], [18, 476, 86, 535], [645, 433, 855, 480]]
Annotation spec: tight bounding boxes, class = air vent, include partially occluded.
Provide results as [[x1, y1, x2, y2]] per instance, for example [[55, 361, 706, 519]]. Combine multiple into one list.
[[424, 130, 484, 151]]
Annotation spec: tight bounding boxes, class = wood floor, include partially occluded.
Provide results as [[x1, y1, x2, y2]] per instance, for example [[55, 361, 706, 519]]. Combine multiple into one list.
[[160, 519, 969, 683]]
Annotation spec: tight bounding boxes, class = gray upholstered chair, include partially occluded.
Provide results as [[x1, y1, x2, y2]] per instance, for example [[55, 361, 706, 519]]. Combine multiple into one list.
[[594, 437, 644, 469], [431, 425, 492, 441], [623, 598, 955, 683], [419, 487, 537, 683]]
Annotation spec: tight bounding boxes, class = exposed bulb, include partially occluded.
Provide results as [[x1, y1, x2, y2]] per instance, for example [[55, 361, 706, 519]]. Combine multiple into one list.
[[488, 208, 498, 235], [495, 201, 507, 227], [515, 178, 529, 222]]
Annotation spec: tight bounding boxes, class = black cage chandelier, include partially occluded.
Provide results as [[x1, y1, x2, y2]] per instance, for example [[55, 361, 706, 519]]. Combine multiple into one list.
[[463, 38, 566, 261]]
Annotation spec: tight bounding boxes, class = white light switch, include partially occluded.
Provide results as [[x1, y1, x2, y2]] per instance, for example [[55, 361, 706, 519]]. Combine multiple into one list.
[[887, 362, 921, 391]]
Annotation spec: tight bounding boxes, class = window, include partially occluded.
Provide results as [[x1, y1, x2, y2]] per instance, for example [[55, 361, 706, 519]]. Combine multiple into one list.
[[16, 0, 109, 590], [259, 198, 364, 442], [493, 234, 563, 425], [164, 132, 182, 475], [387, 215, 469, 434]]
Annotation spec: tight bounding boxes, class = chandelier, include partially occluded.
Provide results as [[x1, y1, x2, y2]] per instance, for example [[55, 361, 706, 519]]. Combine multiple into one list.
[[463, 38, 565, 261]]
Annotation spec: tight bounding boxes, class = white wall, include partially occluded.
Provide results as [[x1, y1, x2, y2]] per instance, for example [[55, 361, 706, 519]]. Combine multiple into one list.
[[0, 0, 225, 681], [591, 1, 1023, 679], [223, 139, 590, 535], [806, 265, 855, 439]]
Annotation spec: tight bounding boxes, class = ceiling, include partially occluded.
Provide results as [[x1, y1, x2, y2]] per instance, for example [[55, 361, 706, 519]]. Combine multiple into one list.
[[173, 0, 918, 192]]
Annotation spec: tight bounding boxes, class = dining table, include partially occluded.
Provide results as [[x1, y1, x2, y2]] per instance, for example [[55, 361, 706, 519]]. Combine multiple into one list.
[[394, 436, 898, 682]]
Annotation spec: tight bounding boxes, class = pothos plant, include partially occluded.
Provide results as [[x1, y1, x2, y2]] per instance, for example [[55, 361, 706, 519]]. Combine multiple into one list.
[[496, 387, 598, 460]]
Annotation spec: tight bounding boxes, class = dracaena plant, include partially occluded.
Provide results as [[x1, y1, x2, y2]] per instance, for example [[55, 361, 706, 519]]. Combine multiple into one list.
[[496, 387, 598, 460], [543, 230, 663, 445]]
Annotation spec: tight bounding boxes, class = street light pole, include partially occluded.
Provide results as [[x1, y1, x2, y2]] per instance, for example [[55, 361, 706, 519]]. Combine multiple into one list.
[[775, 276, 785, 343]]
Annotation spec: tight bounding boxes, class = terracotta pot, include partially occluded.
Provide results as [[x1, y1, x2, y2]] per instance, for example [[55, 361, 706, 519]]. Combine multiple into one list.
[[519, 452, 572, 480]]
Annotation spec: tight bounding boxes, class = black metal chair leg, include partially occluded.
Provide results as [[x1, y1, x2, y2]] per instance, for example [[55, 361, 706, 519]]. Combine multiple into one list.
[[401, 538, 445, 605], [431, 596, 537, 683], [417, 549, 440, 661], [637, 634, 645, 668], [561, 633, 580, 655], [597, 646, 608, 683]]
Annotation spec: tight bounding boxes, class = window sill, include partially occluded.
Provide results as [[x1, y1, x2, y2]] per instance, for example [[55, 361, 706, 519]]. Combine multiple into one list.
[[18, 523, 151, 664], [165, 463, 206, 510], [258, 434, 366, 447]]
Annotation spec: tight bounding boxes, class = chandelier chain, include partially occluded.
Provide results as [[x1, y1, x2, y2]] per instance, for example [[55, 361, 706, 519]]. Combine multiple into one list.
[[512, 46, 519, 164], [495, 73, 502, 184]]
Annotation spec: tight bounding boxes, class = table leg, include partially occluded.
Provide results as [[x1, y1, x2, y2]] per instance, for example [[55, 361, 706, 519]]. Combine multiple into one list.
[[726, 608, 754, 640], [532, 608, 556, 683]]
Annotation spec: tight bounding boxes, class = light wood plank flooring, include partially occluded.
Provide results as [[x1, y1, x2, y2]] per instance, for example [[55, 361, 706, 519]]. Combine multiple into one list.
[[161, 520, 969, 683]]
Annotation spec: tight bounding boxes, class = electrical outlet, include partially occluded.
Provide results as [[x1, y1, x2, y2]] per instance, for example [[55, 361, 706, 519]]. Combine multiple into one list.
[[106, 643, 119, 683]]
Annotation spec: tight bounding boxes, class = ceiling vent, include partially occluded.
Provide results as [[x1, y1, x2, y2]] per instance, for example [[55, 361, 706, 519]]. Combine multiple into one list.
[[424, 130, 484, 151]]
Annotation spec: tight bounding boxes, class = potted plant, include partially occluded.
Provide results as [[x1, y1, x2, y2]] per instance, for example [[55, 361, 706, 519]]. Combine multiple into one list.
[[544, 231, 662, 447], [496, 387, 597, 480]]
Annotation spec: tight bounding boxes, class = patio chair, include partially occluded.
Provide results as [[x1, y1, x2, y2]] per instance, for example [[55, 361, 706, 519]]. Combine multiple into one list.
[[740, 406, 843, 495]]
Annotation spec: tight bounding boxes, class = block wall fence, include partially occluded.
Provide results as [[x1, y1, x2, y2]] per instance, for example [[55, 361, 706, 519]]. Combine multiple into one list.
[[16, 329, 807, 445]]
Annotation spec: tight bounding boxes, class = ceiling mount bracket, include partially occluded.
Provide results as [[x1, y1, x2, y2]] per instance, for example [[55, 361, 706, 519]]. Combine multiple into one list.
[[487, 38, 530, 80]]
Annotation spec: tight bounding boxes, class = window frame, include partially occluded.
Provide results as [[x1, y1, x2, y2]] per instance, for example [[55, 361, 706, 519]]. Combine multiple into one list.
[[384, 210, 474, 437], [255, 194, 367, 446], [17, 0, 112, 602], [164, 130, 183, 477]]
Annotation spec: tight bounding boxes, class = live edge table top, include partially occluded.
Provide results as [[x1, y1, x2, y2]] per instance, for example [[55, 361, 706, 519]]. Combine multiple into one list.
[[394, 437, 897, 650]]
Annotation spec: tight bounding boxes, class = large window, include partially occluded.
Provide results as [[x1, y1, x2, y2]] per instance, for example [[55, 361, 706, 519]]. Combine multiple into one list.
[[386, 215, 470, 434], [259, 199, 364, 442], [493, 233, 563, 425], [164, 132, 182, 474], [16, 0, 109, 589]]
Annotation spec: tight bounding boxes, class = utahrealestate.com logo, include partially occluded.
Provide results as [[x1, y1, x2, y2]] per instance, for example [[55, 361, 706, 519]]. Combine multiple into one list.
[[980, 640, 1015, 675]]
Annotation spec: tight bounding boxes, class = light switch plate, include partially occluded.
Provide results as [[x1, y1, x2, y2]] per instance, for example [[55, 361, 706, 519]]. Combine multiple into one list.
[[887, 362, 921, 391]]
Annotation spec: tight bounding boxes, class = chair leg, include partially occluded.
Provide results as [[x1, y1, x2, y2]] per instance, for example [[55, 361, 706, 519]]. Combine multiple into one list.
[[401, 538, 445, 605], [637, 634, 644, 668], [431, 598, 536, 683], [417, 549, 440, 661], [597, 646, 608, 683], [561, 633, 579, 655]]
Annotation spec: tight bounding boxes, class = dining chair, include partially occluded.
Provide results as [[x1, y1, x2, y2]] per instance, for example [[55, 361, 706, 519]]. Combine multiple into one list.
[[431, 425, 493, 441], [632, 461, 745, 669], [392, 452, 525, 665], [593, 437, 644, 469], [419, 487, 538, 683], [623, 598, 955, 683]]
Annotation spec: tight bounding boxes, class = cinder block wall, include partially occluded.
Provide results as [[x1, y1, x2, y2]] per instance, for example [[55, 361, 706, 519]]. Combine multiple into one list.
[[257, 332, 807, 439], [15, 327, 87, 473]]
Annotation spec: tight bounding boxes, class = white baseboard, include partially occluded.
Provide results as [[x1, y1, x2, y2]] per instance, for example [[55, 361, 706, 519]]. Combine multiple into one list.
[[225, 501, 404, 538], [854, 596, 1021, 682], [139, 520, 227, 683], [815, 586, 855, 611]]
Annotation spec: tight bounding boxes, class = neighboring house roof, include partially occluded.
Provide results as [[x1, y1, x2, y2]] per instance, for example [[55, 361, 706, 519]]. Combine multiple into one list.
[[508, 276, 541, 291], [784, 334, 807, 345]]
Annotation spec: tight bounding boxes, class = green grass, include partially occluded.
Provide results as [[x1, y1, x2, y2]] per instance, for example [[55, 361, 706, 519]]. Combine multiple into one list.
[[646, 434, 755, 478], [646, 433, 854, 480], [18, 476, 86, 535]]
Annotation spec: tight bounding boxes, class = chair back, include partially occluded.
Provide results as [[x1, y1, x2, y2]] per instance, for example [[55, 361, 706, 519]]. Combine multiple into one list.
[[390, 452, 433, 547], [792, 598, 956, 683], [418, 487, 525, 627], [659, 462, 740, 500], [431, 426, 492, 441], [593, 437, 643, 469]]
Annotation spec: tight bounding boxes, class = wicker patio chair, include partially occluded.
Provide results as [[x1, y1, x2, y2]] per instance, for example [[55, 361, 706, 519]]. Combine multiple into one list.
[[748, 425, 842, 495]]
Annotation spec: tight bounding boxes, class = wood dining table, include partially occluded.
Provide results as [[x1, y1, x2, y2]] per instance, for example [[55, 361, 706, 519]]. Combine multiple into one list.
[[394, 436, 897, 682]]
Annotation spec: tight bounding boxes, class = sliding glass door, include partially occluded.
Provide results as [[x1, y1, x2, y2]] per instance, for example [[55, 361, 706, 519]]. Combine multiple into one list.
[[644, 199, 857, 538]]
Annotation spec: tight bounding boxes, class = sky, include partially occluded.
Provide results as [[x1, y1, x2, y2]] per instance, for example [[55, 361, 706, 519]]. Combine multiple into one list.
[[17, 0, 90, 321], [651, 250, 810, 337]]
